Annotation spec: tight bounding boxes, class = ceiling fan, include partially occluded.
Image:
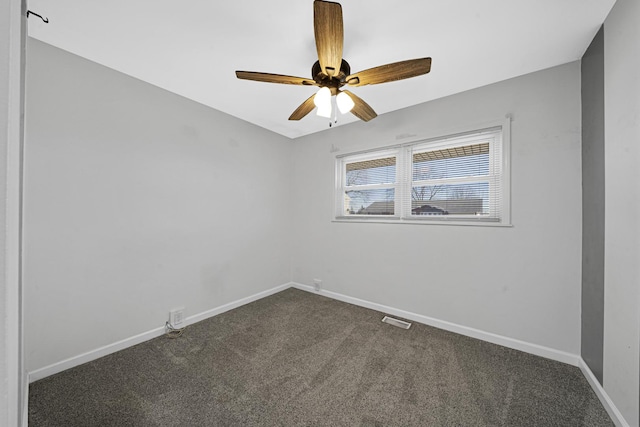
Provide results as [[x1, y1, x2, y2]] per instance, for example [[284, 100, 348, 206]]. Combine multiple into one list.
[[235, 0, 432, 123]]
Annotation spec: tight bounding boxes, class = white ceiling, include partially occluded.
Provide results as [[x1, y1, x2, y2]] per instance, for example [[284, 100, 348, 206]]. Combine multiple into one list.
[[26, 0, 615, 139]]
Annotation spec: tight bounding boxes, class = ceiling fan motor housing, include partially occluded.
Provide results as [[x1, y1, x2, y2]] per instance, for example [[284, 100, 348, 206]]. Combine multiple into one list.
[[313, 59, 351, 94]]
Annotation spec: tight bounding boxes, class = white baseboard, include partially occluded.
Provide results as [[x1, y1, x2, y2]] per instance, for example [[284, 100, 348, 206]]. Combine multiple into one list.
[[29, 323, 168, 383], [290, 282, 580, 366], [28, 283, 291, 382], [183, 283, 290, 326], [578, 358, 629, 427]]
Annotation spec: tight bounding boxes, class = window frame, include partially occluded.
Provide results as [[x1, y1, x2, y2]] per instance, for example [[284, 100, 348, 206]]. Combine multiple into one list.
[[335, 148, 401, 219], [334, 118, 511, 226]]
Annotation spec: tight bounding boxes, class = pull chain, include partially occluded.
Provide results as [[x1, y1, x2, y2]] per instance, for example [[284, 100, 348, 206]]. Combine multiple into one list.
[[329, 96, 338, 128]]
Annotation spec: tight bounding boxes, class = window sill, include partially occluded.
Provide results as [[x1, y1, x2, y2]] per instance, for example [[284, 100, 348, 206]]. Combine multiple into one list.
[[333, 217, 513, 227]]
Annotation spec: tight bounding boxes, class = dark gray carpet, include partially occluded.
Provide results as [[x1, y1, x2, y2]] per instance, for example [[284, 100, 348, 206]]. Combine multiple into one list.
[[29, 288, 613, 426]]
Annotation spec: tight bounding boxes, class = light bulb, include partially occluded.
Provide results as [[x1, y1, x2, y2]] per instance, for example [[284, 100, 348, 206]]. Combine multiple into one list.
[[336, 91, 355, 114], [314, 87, 332, 118], [316, 104, 332, 118], [314, 87, 331, 107]]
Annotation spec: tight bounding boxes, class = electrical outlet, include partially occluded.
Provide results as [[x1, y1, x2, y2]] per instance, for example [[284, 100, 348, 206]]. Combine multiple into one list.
[[313, 279, 322, 292], [169, 308, 185, 328]]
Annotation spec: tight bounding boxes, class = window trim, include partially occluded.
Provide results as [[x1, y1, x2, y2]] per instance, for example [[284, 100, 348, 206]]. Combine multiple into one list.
[[334, 117, 512, 226]]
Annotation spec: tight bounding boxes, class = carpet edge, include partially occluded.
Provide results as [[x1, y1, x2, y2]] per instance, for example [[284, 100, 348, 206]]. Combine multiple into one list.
[[290, 282, 580, 365], [579, 358, 630, 427], [28, 282, 292, 383], [290, 283, 629, 426]]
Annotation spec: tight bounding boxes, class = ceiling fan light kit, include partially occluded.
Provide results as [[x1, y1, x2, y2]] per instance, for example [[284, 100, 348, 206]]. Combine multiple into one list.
[[336, 91, 355, 114], [235, 0, 432, 125]]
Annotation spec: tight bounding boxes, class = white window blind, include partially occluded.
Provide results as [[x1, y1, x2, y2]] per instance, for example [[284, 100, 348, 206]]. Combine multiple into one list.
[[338, 150, 399, 216], [335, 124, 509, 225], [405, 129, 503, 221]]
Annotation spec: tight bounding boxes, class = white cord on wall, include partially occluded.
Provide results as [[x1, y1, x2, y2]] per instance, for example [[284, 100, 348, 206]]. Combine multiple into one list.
[[165, 321, 186, 339]]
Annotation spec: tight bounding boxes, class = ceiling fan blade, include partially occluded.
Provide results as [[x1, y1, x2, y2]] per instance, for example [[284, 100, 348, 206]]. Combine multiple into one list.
[[236, 71, 317, 86], [289, 94, 317, 121], [314, 1, 344, 77], [346, 58, 432, 87], [342, 90, 377, 122]]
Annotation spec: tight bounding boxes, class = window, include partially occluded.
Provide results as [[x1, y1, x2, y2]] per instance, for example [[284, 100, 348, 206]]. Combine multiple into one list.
[[335, 123, 510, 225], [340, 149, 399, 216]]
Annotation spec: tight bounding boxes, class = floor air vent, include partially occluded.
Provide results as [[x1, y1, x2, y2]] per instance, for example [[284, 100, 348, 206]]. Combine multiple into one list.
[[382, 316, 412, 329]]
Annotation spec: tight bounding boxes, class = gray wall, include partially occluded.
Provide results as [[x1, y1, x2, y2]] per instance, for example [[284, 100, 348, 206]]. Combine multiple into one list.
[[602, 0, 640, 423], [291, 62, 583, 355], [580, 6, 640, 422], [580, 26, 604, 385], [24, 39, 293, 373]]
